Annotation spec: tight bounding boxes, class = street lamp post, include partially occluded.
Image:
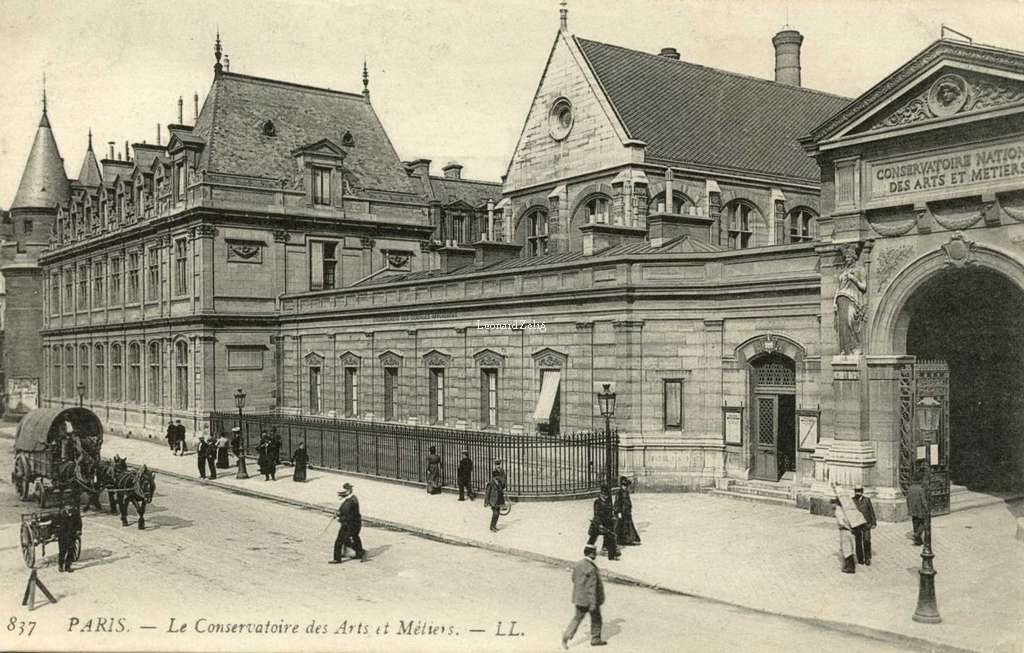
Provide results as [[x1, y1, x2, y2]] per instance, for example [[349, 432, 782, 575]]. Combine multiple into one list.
[[913, 396, 942, 624], [76, 382, 86, 408], [597, 383, 617, 484], [233, 388, 249, 480]]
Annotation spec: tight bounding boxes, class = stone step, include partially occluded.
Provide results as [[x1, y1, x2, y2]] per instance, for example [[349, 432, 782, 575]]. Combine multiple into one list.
[[706, 489, 797, 508], [722, 485, 795, 500], [948, 490, 1024, 514]]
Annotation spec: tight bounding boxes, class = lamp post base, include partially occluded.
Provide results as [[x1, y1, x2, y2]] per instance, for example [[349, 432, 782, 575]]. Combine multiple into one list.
[[913, 548, 941, 623], [236, 455, 249, 480]]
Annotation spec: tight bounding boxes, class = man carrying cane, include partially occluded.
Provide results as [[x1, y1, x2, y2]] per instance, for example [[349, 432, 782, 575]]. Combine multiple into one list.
[[330, 483, 366, 563]]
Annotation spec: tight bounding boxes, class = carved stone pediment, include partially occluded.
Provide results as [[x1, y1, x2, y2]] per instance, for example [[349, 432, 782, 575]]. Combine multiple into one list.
[[378, 350, 403, 368], [859, 69, 1024, 134], [422, 349, 451, 368], [339, 351, 362, 368], [532, 347, 567, 369], [473, 348, 506, 368], [303, 351, 325, 366]]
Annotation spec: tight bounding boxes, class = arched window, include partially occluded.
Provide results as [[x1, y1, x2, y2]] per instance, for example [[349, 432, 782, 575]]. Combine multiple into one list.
[[649, 192, 695, 215], [787, 207, 817, 243], [580, 195, 611, 225], [111, 344, 123, 402], [94, 344, 105, 402], [79, 345, 90, 400], [148, 341, 162, 406], [64, 345, 75, 397], [725, 201, 757, 250], [519, 209, 548, 257], [175, 340, 189, 410], [52, 346, 61, 397], [128, 343, 141, 403]]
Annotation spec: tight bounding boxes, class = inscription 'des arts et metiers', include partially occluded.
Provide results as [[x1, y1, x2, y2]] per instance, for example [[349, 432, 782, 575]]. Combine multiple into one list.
[[868, 139, 1024, 202]]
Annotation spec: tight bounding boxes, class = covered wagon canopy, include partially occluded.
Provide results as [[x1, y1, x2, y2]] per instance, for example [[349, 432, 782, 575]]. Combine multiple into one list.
[[13, 407, 104, 452]]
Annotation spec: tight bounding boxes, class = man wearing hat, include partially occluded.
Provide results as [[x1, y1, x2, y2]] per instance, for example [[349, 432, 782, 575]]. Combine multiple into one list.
[[56, 497, 82, 573], [174, 419, 187, 454], [852, 485, 876, 565], [493, 459, 508, 489], [457, 450, 475, 501], [561, 544, 607, 648], [587, 484, 619, 560], [832, 497, 857, 573], [331, 483, 366, 563]]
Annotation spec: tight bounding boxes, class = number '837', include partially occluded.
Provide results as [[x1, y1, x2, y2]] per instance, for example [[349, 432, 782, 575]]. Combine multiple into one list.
[[7, 617, 36, 636]]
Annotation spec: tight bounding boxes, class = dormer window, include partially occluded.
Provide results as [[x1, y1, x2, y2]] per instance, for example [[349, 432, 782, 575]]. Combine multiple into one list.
[[341, 131, 355, 147], [311, 167, 332, 205], [262, 120, 277, 137]]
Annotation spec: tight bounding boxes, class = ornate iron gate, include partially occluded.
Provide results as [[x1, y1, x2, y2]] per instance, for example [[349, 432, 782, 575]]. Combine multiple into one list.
[[897, 359, 951, 516]]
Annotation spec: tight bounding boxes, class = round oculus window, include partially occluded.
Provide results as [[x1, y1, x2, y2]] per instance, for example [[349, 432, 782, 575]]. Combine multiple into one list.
[[548, 98, 574, 141]]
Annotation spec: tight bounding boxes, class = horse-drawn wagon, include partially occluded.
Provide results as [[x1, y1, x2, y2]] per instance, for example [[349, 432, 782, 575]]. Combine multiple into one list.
[[19, 510, 81, 569], [10, 407, 104, 508]]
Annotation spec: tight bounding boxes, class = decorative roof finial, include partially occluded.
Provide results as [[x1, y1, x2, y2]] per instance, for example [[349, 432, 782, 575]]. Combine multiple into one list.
[[362, 59, 370, 99], [225, 53, 230, 72], [559, 0, 568, 31], [87, 129, 93, 150], [42, 72, 47, 114], [214, 29, 223, 74]]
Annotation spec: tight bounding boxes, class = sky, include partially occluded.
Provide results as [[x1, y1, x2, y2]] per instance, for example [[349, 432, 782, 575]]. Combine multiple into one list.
[[0, 0, 1022, 205]]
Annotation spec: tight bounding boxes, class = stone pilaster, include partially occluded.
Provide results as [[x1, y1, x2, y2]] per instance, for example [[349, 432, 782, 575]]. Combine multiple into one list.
[[825, 355, 876, 488], [611, 320, 644, 441]]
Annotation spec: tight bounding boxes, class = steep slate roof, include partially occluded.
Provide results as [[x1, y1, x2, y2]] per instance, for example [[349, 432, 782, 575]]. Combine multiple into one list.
[[574, 37, 852, 182], [76, 137, 102, 187], [429, 176, 501, 208], [192, 71, 421, 196], [12, 109, 70, 209]]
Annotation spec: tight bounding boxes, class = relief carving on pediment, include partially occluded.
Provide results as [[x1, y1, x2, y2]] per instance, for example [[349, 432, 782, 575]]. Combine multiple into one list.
[[866, 71, 1024, 132]]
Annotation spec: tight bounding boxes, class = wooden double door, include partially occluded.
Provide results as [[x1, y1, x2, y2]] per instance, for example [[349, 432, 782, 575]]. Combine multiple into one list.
[[750, 354, 798, 482]]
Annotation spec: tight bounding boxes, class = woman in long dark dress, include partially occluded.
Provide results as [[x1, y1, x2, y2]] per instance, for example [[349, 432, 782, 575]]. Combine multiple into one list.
[[615, 476, 641, 545], [292, 443, 309, 482], [425, 446, 443, 494], [215, 432, 231, 469], [257, 434, 276, 481]]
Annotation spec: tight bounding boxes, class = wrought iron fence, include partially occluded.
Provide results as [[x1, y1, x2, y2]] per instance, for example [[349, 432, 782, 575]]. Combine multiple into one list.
[[209, 412, 618, 498]]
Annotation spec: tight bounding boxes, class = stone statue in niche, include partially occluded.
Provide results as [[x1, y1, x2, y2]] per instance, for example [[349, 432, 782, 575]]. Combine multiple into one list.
[[834, 244, 868, 355]]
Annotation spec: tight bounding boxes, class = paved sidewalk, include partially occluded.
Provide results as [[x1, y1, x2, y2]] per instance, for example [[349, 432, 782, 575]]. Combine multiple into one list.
[[8, 427, 1022, 652]]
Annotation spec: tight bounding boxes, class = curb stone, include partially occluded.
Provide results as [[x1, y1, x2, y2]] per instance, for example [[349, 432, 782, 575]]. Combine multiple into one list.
[[147, 463, 975, 653]]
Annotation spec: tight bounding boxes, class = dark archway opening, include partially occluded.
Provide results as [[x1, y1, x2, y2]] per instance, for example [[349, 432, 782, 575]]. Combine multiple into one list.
[[905, 266, 1024, 491]]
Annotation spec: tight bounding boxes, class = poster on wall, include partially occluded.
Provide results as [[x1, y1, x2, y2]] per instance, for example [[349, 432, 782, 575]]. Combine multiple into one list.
[[6, 377, 39, 413], [797, 410, 820, 452], [723, 407, 743, 446]]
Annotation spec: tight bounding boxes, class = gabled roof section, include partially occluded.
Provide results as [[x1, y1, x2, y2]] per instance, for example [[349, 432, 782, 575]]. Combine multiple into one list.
[[76, 135, 102, 188], [574, 37, 851, 182], [100, 159, 133, 185], [292, 138, 347, 158], [192, 71, 420, 195], [429, 176, 501, 208], [807, 38, 1024, 145], [12, 107, 70, 210]]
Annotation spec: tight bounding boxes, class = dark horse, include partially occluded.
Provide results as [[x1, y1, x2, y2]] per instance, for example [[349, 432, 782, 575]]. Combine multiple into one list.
[[94, 455, 129, 514], [109, 463, 157, 529], [52, 452, 100, 511]]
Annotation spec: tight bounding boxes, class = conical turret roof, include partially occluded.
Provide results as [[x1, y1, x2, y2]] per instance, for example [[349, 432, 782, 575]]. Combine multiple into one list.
[[76, 132, 102, 188], [11, 107, 69, 210]]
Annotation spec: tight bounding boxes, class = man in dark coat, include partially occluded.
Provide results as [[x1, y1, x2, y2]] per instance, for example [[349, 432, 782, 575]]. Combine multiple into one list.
[[561, 545, 607, 648], [175, 420, 188, 454], [587, 485, 619, 560], [270, 429, 283, 466], [493, 459, 508, 488], [906, 476, 929, 545], [331, 483, 366, 563], [457, 450, 475, 501], [56, 499, 82, 573], [165, 421, 176, 452], [484, 470, 506, 532], [197, 435, 211, 479], [852, 485, 877, 565]]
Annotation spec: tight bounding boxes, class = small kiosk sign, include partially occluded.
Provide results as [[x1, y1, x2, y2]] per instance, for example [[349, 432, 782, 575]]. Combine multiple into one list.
[[867, 138, 1024, 203]]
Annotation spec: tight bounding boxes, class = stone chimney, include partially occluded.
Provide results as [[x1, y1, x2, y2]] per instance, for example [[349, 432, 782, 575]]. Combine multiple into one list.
[[442, 162, 463, 180], [405, 159, 431, 179], [772, 29, 804, 87], [659, 47, 680, 60]]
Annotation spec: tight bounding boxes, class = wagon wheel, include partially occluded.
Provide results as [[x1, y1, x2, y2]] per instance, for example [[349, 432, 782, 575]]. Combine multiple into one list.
[[37, 482, 47, 509], [71, 536, 82, 562], [20, 522, 36, 569], [499, 503, 512, 516], [19, 473, 31, 501]]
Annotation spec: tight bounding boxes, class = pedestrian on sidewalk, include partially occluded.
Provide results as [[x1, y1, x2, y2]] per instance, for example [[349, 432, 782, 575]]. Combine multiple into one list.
[[257, 433, 276, 481], [852, 485, 876, 565], [484, 469, 506, 532], [197, 435, 211, 479], [205, 435, 218, 479], [56, 498, 82, 573], [906, 474, 929, 545], [561, 545, 607, 648], [587, 485, 620, 560], [457, 450, 475, 501], [493, 459, 508, 489], [175, 420, 188, 454], [832, 498, 856, 573], [165, 421, 176, 453], [331, 482, 366, 563], [215, 432, 231, 469], [292, 442, 309, 482], [615, 476, 641, 546], [230, 427, 243, 459], [270, 428, 283, 466], [426, 446, 443, 494]]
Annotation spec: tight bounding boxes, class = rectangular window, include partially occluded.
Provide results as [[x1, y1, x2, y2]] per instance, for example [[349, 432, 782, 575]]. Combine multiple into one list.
[[664, 379, 684, 429], [93, 260, 105, 308], [109, 257, 122, 305], [481, 368, 498, 427], [24, 219, 33, 234], [94, 348, 105, 402], [146, 248, 160, 301], [175, 341, 189, 409], [111, 348, 122, 402], [50, 273, 60, 315], [728, 204, 752, 250], [309, 241, 338, 290], [312, 167, 331, 205], [128, 346, 141, 403], [65, 350, 75, 397], [533, 370, 561, 435], [174, 238, 188, 295], [383, 367, 398, 420], [64, 269, 74, 311], [344, 367, 359, 417], [308, 366, 322, 414], [52, 350, 61, 397], [127, 252, 140, 302], [429, 368, 445, 423], [176, 162, 186, 199], [148, 343, 161, 406], [77, 265, 89, 310]]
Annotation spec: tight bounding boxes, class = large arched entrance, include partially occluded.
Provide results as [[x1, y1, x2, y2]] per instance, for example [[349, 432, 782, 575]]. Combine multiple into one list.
[[901, 266, 1024, 491], [749, 353, 797, 481]]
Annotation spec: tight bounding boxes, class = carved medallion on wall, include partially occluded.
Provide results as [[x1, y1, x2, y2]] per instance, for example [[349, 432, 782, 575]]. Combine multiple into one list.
[[226, 239, 264, 263], [873, 243, 915, 289], [941, 231, 976, 268], [928, 74, 969, 117]]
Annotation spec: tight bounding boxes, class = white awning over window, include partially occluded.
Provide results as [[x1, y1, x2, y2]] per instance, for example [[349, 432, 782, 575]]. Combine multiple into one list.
[[532, 370, 561, 422]]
